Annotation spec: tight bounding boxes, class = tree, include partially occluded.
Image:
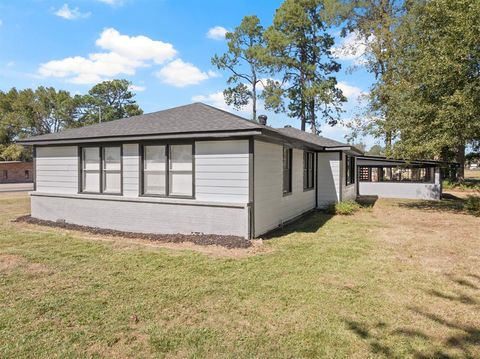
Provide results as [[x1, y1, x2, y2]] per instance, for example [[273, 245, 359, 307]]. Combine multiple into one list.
[[337, 0, 405, 153], [76, 79, 143, 126], [387, 0, 480, 180], [211, 16, 268, 121], [366, 144, 385, 156], [264, 0, 345, 133]]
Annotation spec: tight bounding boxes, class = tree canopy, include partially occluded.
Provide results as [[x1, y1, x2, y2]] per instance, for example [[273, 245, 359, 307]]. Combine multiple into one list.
[[0, 79, 143, 161]]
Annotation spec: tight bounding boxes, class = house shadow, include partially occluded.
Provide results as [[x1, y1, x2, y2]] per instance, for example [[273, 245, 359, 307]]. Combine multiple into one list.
[[343, 273, 480, 358], [261, 210, 334, 240], [356, 195, 379, 208]]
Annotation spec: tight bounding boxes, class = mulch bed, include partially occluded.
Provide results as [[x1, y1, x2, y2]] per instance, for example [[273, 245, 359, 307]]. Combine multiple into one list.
[[13, 215, 252, 249]]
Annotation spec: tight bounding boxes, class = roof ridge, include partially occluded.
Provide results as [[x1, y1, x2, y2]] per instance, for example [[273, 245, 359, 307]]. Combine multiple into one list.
[[194, 102, 262, 128]]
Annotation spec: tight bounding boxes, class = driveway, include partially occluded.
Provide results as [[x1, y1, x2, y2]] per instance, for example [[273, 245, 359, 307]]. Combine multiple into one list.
[[0, 183, 34, 192]]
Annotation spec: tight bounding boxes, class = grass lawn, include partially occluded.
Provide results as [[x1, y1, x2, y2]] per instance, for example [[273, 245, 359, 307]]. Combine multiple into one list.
[[1, 193, 479, 358]]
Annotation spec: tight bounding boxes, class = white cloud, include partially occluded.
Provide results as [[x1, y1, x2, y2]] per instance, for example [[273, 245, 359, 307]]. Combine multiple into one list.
[[337, 81, 366, 101], [332, 31, 373, 64], [206, 26, 228, 40], [96, 0, 123, 5], [96, 28, 176, 64], [0, 20, 3, 26], [38, 28, 176, 84], [129, 84, 146, 92], [192, 92, 228, 110], [157, 59, 216, 87], [54, 4, 91, 20], [6, 61, 15, 67]]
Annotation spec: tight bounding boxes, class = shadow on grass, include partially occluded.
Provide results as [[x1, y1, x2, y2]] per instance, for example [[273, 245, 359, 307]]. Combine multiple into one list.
[[397, 193, 466, 214], [356, 195, 379, 208], [261, 210, 334, 240], [344, 273, 480, 358]]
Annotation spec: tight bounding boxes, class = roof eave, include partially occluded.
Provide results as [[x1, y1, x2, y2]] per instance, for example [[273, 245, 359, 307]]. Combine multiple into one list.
[[17, 129, 263, 146]]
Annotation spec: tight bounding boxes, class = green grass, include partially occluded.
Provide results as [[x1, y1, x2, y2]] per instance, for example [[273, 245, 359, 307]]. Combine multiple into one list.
[[327, 200, 361, 215], [1, 193, 479, 358]]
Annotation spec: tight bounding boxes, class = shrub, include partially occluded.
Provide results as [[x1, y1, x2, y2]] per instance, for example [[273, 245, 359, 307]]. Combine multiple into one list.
[[327, 200, 361, 215], [464, 196, 480, 216]]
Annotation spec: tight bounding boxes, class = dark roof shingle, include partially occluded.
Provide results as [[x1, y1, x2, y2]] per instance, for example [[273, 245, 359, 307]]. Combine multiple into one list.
[[20, 103, 263, 143]]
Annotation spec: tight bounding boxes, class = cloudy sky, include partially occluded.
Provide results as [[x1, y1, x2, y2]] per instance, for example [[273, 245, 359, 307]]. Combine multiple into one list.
[[0, 0, 376, 147]]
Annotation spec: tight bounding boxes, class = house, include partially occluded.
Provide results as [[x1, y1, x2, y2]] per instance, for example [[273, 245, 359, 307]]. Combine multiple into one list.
[[0, 161, 33, 184], [18, 103, 442, 239]]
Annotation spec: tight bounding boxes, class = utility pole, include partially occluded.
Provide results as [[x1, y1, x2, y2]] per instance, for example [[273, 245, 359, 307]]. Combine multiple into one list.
[[99, 107, 102, 123]]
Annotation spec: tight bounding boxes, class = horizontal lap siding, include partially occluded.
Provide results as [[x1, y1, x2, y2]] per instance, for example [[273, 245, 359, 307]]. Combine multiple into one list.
[[36, 146, 78, 194], [195, 140, 250, 203], [317, 152, 341, 207], [123, 144, 139, 197], [254, 140, 316, 237]]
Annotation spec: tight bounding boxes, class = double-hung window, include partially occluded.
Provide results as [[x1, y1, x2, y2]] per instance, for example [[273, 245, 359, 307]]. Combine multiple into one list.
[[345, 155, 355, 185], [283, 147, 292, 195], [142, 143, 193, 198], [303, 151, 315, 190], [81, 146, 122, 194]]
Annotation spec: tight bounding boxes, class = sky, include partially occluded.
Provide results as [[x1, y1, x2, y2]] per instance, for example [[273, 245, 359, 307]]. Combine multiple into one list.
[[0, 0, 378, 148]]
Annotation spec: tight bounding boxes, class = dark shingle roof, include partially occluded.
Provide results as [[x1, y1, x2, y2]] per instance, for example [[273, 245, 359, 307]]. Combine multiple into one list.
[[18, 102, 360, 153], [275, 126, 349, 148], [19, 103, 264, 143]]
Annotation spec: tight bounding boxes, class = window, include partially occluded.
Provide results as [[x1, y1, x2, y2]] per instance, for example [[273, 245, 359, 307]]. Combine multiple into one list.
[[303, 151, 315, 190], [283, 147, 292, 194], [81, 146, 121, 194], [143, 145, 166, 195], [142, 143, 193, 198], [359, 166, 370, 181], [358, 166, 434, 183], [25, 170, 30, 180], [103, 147, 121, 193], [345, 155, 355, 185]]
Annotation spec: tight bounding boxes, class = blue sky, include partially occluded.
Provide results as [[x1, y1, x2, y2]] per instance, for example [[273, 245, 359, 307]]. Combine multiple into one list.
[[0, 0, 377, 147]]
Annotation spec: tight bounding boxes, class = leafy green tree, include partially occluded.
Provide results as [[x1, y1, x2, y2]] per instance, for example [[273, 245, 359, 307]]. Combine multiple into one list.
[[366, 144, 385, 156], [387, 0, 480, 180], [76, 79, 143, 126], [264, 0, 345, 133], [337, 0, 404, 152], [211, 16, 268, 121]]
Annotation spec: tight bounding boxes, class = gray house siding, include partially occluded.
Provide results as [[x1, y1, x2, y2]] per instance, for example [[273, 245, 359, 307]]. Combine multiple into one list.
[[253, 140, 316, 237], [31, 193, 249, 237], [316, 152, 341, 208], [33, 139, 252, 238]]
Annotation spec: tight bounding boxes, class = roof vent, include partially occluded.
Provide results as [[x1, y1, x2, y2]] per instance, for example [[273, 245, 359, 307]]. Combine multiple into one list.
[[258, 115, 267, 125], [284, 125, 292, 128]]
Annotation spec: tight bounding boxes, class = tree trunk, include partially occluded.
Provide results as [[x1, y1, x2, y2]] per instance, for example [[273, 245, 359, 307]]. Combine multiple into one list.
[[455, 143, 465, 182], [309, 99, 316, 134], [252, 82, 257, 122]]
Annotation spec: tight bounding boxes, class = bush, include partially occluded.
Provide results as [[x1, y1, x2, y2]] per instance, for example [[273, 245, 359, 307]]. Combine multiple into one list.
[[327, 200, 361, 215], [464, 196, 480, 216]]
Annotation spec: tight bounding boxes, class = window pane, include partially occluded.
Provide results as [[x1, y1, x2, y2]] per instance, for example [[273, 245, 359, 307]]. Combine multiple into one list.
[[103, 172, 121, 193], [145, 145, 166, 170], [371, 168, 379, 182], [83, 171, 100, 192], [169, 145, 192, 196], [144, 172, 166, 195], [84, 147, 100, 170], [104, 147, 121, 171]]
